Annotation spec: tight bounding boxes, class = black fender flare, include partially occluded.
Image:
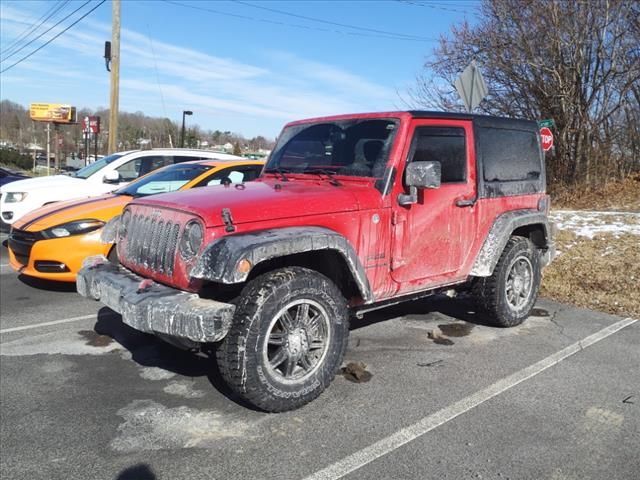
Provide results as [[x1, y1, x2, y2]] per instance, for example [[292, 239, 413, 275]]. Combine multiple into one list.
[[189, 226, 373, 302], [470, 209, 553, 277]]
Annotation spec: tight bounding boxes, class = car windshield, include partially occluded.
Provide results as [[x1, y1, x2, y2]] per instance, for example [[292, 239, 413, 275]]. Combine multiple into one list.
[[73, 153, 124, 179], [116, 163, 212, 197], [265, 118, 399, 178]]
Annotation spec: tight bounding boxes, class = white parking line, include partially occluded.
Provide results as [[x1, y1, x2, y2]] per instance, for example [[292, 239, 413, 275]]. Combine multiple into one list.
[[0, 313, 112, 334], [304, 317, 638, 480]]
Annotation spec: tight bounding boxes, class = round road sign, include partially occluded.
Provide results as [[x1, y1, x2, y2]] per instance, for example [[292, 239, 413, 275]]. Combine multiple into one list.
[[540, 127, 554, 152]]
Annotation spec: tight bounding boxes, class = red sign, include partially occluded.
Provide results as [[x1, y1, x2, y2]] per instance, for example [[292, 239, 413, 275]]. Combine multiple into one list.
[[540, 127, 553, 152], [82, 116, 101, 134]]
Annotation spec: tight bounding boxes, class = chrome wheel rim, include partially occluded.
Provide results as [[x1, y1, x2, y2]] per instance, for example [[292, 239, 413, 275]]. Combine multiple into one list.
[[262, 299, 331, 383], [505, 255, 533, 310]]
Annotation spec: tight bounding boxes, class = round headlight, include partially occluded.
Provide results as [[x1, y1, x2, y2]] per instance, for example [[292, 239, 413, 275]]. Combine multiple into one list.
[[179, 220, 203, 259], [119, 210, 131, 239]]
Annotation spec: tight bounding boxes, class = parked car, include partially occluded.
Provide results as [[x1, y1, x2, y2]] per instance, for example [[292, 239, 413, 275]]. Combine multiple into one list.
[[0, 167, 29, 187], [7, 159, 264, 282], [77, 111, 555, 412], [0, 149, 244, 225]]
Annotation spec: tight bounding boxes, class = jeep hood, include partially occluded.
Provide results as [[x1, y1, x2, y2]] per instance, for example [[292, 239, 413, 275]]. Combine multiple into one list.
[[131, 180, 362, 227]]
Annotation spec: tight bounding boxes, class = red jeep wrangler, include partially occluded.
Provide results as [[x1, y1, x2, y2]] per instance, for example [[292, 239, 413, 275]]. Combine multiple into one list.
[[78, 111, 555, 411]]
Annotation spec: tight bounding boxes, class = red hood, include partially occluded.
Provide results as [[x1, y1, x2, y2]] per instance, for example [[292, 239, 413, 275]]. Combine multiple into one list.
[[130, 178, 369, 227]]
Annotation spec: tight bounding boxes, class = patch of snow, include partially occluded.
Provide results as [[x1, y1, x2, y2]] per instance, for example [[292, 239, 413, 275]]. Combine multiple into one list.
[[138, 367, 176, 381], [110, 400, 255, 452], [163, 380, 206, 399], [550, 210, 640, 238]]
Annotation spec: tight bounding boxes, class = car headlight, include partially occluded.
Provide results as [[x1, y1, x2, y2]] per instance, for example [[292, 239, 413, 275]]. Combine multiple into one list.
[[5, 192, 28, 203], [179, 220, 204, 259], [41, 219, 105, 239]]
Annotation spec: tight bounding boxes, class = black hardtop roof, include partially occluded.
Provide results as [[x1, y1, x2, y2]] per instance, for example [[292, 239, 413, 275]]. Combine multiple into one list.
[[408, 110, 538, 131]]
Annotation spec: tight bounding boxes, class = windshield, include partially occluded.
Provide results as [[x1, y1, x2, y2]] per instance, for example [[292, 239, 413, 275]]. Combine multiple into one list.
[[74, 153, 124, 179], [265, 118, 399, 178], [116, 163, 212, 197]]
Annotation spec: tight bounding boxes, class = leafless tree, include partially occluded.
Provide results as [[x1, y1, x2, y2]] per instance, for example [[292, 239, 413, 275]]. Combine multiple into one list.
[[407, 0, 640, 188]]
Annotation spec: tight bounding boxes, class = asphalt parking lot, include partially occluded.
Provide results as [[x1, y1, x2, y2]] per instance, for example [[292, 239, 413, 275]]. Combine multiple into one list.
[[1, 233, 638, 480]]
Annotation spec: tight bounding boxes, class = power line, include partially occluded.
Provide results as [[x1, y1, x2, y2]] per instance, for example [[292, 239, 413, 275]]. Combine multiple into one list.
[[163, 0, 438, 42], [145, 23, 169, 121], [233, 0, 434, 41], [1, 0, 93, 63], [1, 0, 107, 74], [396, 0, 479, 15], [1, 1, 70, 57]]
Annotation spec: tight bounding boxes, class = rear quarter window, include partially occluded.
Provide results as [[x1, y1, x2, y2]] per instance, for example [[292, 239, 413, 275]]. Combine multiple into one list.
[[479, 128, 541, 182]]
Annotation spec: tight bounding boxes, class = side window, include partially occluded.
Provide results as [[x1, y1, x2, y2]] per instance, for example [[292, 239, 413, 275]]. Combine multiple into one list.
[[409, 127, 466, 183], [115, 158, 142, 181], [196, 165, 262, 187], [138, 156, 173, 177], [173, 156, 203, 165], [479, 127, 541, 182], [138, 155, 205, 177]]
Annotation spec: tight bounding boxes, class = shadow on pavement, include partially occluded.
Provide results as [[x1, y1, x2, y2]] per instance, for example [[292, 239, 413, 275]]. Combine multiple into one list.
[[116, 464, 156, 480], [18, 274, 77, 292], [93, 307, 259, 411], [351, 293, 496, 331]]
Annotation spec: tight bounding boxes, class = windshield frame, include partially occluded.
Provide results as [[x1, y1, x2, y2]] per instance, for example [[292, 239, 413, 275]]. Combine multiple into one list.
[[265, 118, 400, 180], [73, 152, 125, 179]]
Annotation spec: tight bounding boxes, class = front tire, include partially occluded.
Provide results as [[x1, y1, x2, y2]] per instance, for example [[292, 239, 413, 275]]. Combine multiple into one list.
[[473, 236, 541, 327], [216, 267, 349, 412]]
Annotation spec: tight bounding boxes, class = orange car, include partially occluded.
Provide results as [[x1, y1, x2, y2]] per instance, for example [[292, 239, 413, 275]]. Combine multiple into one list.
[[8, 159, 264, 282]]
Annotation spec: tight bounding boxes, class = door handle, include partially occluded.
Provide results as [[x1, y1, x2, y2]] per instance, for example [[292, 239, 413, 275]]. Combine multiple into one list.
[[455, 197, 476, 207]]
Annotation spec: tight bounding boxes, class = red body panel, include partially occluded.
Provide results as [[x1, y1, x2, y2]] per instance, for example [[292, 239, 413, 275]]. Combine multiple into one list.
[[119, 112, 546, 304]]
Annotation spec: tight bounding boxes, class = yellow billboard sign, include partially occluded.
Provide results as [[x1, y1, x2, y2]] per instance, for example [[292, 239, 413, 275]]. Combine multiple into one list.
[[29, 103, 77, 124]]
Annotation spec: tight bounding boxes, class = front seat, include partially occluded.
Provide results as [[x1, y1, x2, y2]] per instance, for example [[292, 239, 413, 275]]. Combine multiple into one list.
[[342, 139, 384, 177]]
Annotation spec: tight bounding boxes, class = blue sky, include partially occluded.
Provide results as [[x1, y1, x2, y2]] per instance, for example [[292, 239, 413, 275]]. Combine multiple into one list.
[[1, 0, 479, 138]]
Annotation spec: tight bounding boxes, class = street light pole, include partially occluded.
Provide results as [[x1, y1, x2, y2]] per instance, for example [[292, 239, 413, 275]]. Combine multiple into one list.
[[180, 110, 193, 148]]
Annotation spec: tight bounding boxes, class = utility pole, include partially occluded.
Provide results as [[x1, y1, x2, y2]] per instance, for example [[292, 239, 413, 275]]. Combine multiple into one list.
[[54, 124, 60, 173], [46, 123, 51, 175], [107, 0, 121, 154]]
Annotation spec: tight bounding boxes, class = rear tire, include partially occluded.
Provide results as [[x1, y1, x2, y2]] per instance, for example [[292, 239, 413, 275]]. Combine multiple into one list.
[[473, 236, 541, 327], [216, 267, 349, 412]]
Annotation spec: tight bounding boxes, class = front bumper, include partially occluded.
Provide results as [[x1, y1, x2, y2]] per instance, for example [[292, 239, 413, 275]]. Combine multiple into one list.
[[77, 256, 236, 343], [8, 228, 108, 282]]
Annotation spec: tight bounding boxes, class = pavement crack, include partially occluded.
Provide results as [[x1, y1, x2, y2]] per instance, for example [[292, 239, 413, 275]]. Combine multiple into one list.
[[548, 310, 572, 342]]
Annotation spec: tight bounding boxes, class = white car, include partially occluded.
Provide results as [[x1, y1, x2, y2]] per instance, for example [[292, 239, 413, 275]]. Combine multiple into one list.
[[0, 149, 245, 225]]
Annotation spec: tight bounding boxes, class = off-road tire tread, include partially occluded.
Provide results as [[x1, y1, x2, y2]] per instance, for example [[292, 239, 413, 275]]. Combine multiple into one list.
[[216, 267, 349, 412], [473, 236, 541, 327]]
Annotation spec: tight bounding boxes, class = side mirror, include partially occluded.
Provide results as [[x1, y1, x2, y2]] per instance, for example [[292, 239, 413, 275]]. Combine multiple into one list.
[[103, 170, 120, 184], [398, 161, 441, 206]]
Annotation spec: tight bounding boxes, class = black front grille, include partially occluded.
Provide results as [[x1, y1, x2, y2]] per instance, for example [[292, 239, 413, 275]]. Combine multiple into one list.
[[8, 229, 40, 266], [123, 214, 181, 276]]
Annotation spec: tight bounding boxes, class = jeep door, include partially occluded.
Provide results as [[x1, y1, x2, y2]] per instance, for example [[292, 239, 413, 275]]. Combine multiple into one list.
[[390, 120, 477, 287]]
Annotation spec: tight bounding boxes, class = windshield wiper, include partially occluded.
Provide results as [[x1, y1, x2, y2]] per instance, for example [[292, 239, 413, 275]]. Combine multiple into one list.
[[264, 167, 291, 182], [304, 168, 342, 186]]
